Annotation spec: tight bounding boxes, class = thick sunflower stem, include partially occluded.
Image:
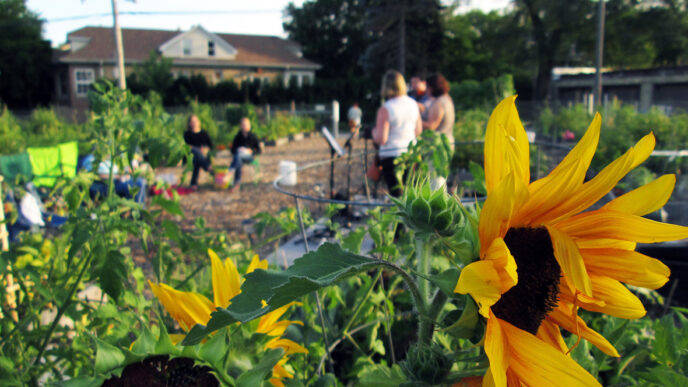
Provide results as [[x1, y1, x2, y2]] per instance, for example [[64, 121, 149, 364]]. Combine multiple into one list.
[[416, 238, 433, 302], [418, 289, 448, 345], [415, 238, 434, 345]]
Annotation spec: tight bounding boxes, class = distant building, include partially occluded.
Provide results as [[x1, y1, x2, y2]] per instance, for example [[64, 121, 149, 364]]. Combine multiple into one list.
[[53, 25, 321, 109], [551, 66, 688, 113]]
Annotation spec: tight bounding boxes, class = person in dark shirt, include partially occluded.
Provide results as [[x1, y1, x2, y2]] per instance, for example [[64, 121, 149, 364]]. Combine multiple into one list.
[[184, 114, 214, 188], [230, 117, 261, 192]]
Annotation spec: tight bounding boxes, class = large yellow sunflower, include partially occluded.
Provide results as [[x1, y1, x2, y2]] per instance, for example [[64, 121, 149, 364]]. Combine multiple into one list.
[[149, 249, 307, 386], [454, 96, 688, 387]]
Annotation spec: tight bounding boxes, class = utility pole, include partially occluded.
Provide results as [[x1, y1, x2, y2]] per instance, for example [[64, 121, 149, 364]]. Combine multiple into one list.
[[111, 0, 126, 89], [594, 0, 605, 108]]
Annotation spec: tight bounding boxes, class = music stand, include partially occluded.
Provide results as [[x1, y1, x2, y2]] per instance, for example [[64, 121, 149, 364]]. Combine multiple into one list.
[[321, 126, 345, 199]]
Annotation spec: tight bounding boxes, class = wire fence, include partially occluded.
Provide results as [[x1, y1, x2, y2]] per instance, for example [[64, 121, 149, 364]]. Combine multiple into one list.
[[272, 138, 688, 226]]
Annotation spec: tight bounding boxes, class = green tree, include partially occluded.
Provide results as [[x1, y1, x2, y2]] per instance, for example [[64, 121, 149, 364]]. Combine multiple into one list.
[[0, 0, 53, 109], [283, 0, 370, 80], [441, 9, 533, 95], [516, 0, 595, 100], [361, 0, 444, 77], [130, 51, 174, 96]]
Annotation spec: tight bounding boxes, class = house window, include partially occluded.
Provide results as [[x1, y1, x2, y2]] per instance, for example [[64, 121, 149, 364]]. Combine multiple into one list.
[[208, 41, 215, 56], [74, 68, 95, 97], [183, 39, 192, 56]]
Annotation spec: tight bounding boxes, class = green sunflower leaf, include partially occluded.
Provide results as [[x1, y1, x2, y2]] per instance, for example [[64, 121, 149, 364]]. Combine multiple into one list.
[[236, 348, 284, 387], [94, 337, 126, 374], [183, 243, 382, 345], [428, 268, 462, 297]]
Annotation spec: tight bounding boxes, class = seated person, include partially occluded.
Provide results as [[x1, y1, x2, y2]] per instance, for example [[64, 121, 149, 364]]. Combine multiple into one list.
[[230, 117, 261, 193], [184, 114, 214, 188], [89, 160, 146, 204]]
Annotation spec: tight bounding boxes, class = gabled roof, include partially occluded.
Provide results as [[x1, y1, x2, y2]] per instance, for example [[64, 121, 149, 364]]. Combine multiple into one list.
[[58, 26, 320, 70], [158, 25, 237, 58]]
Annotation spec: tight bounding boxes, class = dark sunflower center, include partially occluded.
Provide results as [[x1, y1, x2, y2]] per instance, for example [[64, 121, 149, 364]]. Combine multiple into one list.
[[492, 227, 561, 335]]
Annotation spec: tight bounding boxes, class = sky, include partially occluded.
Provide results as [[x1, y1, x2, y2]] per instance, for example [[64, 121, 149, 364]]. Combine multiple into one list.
[[26, 0, 510, 47]]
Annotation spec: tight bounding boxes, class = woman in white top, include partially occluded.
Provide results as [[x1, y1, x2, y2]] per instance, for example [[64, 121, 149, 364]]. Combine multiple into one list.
[[373, 70, 422, 197]]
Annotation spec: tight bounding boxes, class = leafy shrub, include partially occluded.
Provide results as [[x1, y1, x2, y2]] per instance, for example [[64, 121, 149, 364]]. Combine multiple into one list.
[[450, 74, 515, 110], [537, 102, 688, 173], [453, 108, 489, 169], [252, 112, 315, 141], [0, 107, 25, 154], [225, 103, 257, 125]]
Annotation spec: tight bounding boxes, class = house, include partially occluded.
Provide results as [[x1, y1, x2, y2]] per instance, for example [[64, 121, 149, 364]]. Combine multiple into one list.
[[551, 66, 688, 113], [53, 26, 321, 109]]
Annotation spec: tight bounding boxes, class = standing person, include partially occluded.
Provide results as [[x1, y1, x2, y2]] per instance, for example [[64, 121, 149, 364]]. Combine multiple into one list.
[[409, 76, 434, 119], [230, 117, 261, 193], [423, 73, 455, 145], [373, 70, 422, 197], [347, 102, 362, 134], [184, 114, 214, 188]]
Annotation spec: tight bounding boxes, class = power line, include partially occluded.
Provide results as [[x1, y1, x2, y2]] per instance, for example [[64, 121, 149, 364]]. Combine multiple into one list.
[[48, 9, 282, 23]]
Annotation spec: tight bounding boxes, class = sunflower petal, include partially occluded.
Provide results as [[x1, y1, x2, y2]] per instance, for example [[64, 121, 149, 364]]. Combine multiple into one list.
[[479, 172, 529, 256], [546, 225, 592, 296], [209, 249, 235, 308], [273, 359, 293, 379], [515, 114, 601, 226], [258, 302, 300, 334], [536, 319, 568, 353], [578, 275, 646, 319], [149, 281, 214, 330], [265, 337, 309, 355], [484, 96, 530, 192], [484, 314, 508, 387], [547, 133, 656, 224], [499, 317, 602, 386], [455, 238, 518, 317], [270, 378, 287, 387], [557, 209, 688, 243], [581, 248, 670, 289], [602, 174, 675, 216], [575, 238, 636, 250], [548, 302, 620, 357], [247, 254, 269, 274]]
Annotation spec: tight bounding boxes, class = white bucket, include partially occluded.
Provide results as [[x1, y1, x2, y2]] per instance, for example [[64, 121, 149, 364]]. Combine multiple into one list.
[[279, 160, 297, 186]]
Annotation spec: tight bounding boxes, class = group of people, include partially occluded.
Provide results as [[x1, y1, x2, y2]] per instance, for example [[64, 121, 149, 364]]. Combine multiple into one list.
[[184, 115, 261, 192], [185, 70, 454, 198], [371, 70, 455, 197]]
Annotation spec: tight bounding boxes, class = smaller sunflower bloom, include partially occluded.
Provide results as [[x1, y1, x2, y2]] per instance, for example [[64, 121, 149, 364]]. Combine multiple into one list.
[[455, 96, 688, 387], [150, 250, 306, 387]]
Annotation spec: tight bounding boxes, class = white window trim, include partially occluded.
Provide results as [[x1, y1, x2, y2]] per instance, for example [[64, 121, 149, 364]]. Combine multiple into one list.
[[74, 68, 95, 98]]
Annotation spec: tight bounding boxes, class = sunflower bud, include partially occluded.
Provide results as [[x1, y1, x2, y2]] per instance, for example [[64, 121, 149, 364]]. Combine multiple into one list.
[[400, 343, 452, 386], [392, 180, 462, 237]]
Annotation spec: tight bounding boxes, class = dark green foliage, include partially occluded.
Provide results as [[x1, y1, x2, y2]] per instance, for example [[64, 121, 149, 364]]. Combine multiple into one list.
[[400, 343, 452, 385], [0, 0, 53, 109]]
